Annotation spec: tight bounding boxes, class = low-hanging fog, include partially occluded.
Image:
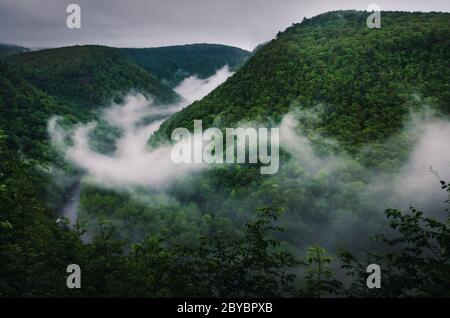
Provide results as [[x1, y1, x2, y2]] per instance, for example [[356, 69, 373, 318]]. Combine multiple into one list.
[[276, 110, 450, 252], [175, 65, 234, 103], [48, 68, 450, 254], [279, 112, 450, 212], [49, 66, 234, 189]]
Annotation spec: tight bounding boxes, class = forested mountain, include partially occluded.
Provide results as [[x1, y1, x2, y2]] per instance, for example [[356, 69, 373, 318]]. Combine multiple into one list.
[[122, 44, 250, 87], [156, 11, 450, 151], [0, 62, 78, 160], [0, 43, 30, 56], [1, 10, 450, 298], [5, 45, 180, 109]]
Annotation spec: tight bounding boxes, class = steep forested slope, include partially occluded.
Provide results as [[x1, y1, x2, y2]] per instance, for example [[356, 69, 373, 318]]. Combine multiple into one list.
[[2, 10, 449, 298], [122, 44, 250, 87], [6, 45, 179, 109], [156, 11, 450, 151], [0, 62, 80, 160]]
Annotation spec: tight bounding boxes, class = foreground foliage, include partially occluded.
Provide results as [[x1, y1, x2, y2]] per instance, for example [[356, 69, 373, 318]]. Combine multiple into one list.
[[1, 11, 449, 297], [1, 128, 449, 296]]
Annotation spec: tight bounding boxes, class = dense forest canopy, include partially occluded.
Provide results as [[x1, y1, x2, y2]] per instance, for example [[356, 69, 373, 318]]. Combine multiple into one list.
[[155, 11, 450, 152], [122, 44, 250, 87], [0, 62, 76, 160], [5, 45, 180, 108], [0, 10, 449, 298]]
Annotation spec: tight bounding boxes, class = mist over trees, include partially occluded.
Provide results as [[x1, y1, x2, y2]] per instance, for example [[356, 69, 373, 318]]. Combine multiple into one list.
[[1, 11, 450, 297]]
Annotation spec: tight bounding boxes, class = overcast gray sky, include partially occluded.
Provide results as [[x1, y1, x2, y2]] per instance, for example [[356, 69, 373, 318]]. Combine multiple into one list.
[[1, 0, 449, 51]]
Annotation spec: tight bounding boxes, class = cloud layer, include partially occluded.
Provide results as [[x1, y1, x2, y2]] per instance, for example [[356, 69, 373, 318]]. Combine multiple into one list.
[[49, 67, 233, 189], [175, 65, 233, 103], [274, 110, 450, 251]]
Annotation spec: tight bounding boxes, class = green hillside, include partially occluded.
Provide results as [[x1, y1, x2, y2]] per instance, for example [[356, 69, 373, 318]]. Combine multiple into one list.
[[1, 11, 450, 298], [156, 11, 450, 151], [0, 62, 78, 160], [6, 45, 180, 109], [122, 44, 250, 87], [0, 43, 30, 56]]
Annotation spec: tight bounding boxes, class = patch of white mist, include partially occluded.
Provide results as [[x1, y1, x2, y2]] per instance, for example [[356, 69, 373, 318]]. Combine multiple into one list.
[[175, 65, 233, 103], [48, 65, 234, 190]]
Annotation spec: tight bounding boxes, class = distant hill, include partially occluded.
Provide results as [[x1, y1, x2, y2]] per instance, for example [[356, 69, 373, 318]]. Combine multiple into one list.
[[6, 45, 180, 109], [122, 44, 250, 87], [0, 43, 30, 56], [156, 11, 450, 151]]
